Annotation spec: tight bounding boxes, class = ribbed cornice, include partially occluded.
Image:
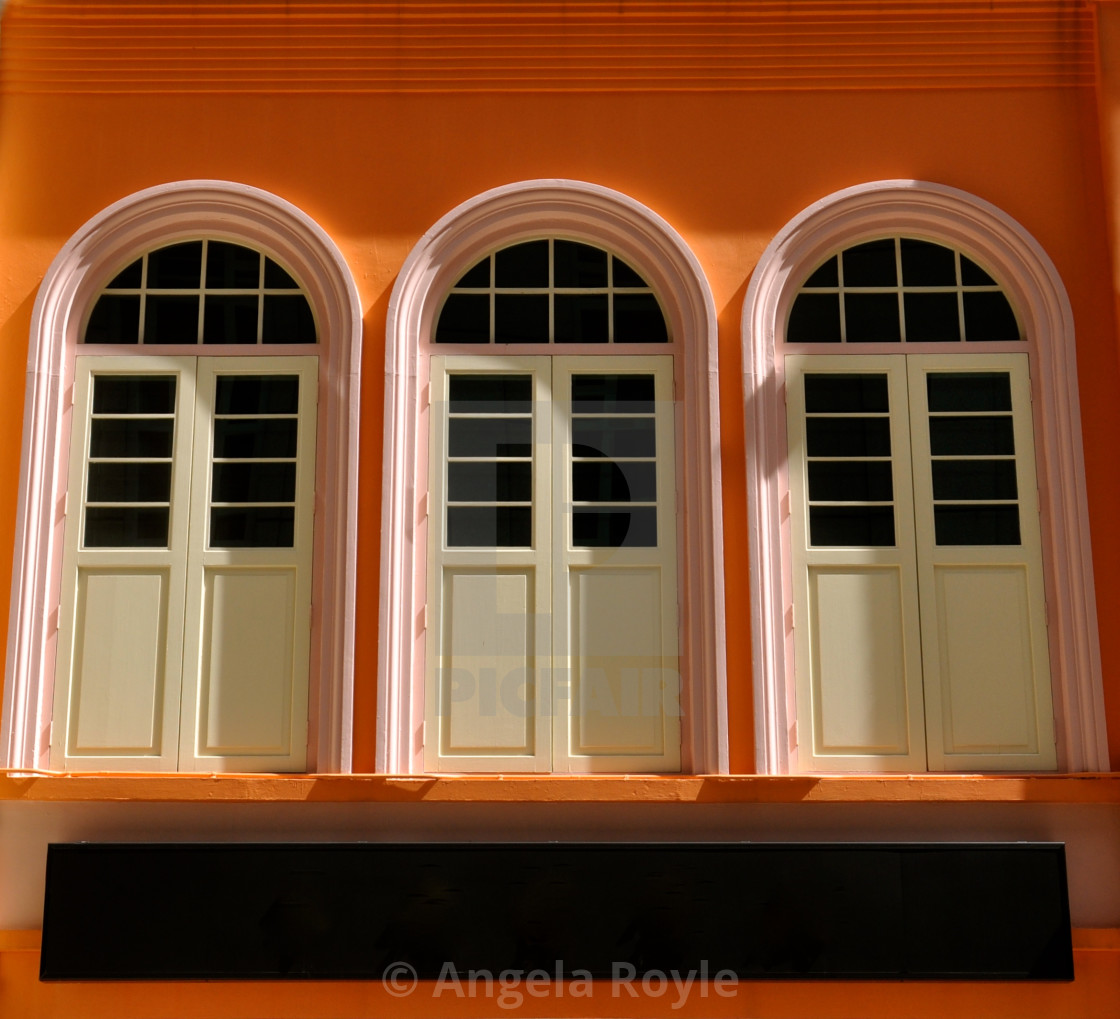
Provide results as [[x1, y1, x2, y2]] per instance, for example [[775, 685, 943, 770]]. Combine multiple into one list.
[[0, 1, 1097, 95]]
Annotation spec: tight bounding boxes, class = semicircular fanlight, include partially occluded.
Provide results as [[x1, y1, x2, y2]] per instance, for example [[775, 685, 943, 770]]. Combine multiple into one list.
[[435, 238, 669, 345], [84, 239, 317, 345], [787, 237, 1020, 344]]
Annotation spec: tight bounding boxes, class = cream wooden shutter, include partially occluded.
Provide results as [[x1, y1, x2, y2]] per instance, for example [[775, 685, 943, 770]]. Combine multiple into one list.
[[426, 357, 554, 771], [178, 357, 317, 772], [551, 357, 679, 773], [787, 353, 1056, 772], [52, 357, 195, 770], [52, 355, 316, 772], [907, 354, 1056, 770], [786, 355, 927, 772], [426, 355, 680, 773]]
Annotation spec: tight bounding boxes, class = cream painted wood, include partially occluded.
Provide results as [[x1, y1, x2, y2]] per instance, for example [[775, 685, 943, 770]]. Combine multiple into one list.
[[907, 354, 1056, 770], [809, 566, 913, 755], [426, 356, 552, 772], [70, 570, 170, 753], [179, 357, 317, 772], [54, 356, 316, 772], [52, 357, 195, 770], [198, 569, 298, 755], [551, 357, 679, 773], [442, 570, 539, 759], [787, 352, 1057, 772], [426, 355, 680, 772], [786, 355, 927, 772]]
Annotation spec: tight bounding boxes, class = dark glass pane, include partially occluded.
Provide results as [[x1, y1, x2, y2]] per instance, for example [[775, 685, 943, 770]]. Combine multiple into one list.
[[804, 374, 888, 413], [573, 461, 656, 502], [803, 256, 839, 287], [455, 257, 491, 289], [87, 462, 172, 503], [960, 256, 997, 286], [147, 241, 203, 289], [805, 417, 891, 457], [436, 294, 490, 343], [572, 418, 656, 458], [93, 376, 176, 414], [215, 375, 299, 415], [206, 242, 260, 289], [210, 507, 295, 548], [571, 374, 655, 413], [932, 460, 1018, 501], [212, 462, 296, 503], [263, 258, 300, 289], [447, 506, 532, 547], [573, 508, 657, 547], [929, 416, 1015, 455], [203, 295, 259, 345], [84, 507, 169, 548], [934, 505, 1021, 546], [807, 461, 893, 502], [448, 462, 532, 502], [495, 241, 549, 287], [84, 295, 140, 344], [144, 295, 200, 344], [845, 293, 901, 343], [809, 506, 895, 547], [448, 418, 532, 457], [927, 372, 1012, 412], [495, 294, 549, 343], [904, 292, 961, 342], [262, 295, 317, 343], [106, 259, 142, 289], [555, 294, 608, 343], [963, 292, 1020, 342], [842, 239, 897, 286], [613, 293, 668, 343], [554, 241, 608, 287], [90, 418, 174, 458], [787, 293, 841, 343], [213, 418, 298, 459], [449, 374, 532, 413], [900, 239, 956, 286], [612, 257, 647, 288]]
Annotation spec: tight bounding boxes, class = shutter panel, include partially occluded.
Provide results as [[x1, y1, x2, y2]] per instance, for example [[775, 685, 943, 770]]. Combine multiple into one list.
[[551, 357, 680, 773], [908, 354, 1056, 770], [178, 357, 317, 772], [52, 357, 195, 770], [426, 357, 554, 772], [786, 355, 927, 772]]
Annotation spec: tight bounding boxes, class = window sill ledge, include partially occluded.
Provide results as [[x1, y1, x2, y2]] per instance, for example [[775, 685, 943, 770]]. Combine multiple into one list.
[[2, 772, 1120, 804]]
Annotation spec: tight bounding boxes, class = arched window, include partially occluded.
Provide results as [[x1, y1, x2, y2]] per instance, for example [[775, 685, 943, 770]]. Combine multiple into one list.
[[744, 181, 1108, 774], [378, 181, 727, 774], [1, 182, 362, 773]]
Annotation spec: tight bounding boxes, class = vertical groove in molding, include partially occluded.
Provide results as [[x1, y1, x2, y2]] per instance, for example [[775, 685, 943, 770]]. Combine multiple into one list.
[[0, 2, 1097, 94]]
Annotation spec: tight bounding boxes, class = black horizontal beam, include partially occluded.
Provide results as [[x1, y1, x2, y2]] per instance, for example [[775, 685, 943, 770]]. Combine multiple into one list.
[[40, 841, 1073, 981]]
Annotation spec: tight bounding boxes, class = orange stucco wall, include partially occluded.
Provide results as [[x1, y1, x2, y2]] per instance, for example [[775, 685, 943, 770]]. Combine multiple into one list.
[[0, 82, 1117, 768], [2, 2, 1120, 1013]]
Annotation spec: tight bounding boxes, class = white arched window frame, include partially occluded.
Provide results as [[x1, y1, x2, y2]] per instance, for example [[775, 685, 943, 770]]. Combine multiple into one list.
[[1, 180, 362, 772], [378, 179, 728, 774], [743, 180, 1109, 774]]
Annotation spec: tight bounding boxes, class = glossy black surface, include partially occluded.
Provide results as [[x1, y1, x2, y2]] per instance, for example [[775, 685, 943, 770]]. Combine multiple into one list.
[[40, 842, 1074, 981]]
